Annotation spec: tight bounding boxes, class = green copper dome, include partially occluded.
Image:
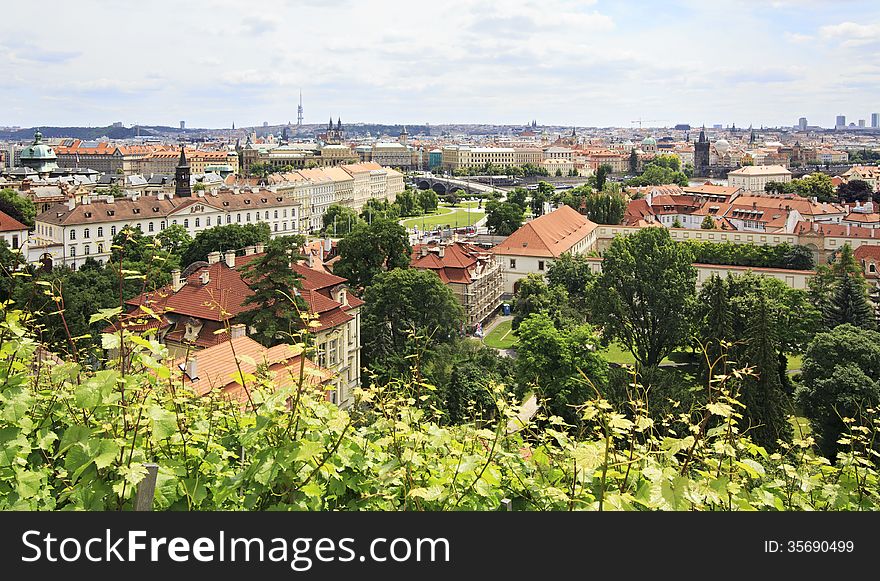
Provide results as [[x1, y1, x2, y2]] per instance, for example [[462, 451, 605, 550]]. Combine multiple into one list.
[[20, 130, 58, 161]]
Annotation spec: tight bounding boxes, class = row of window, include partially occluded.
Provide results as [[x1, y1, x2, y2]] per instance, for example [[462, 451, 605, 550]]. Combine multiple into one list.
[[66, 210, 297, 240]]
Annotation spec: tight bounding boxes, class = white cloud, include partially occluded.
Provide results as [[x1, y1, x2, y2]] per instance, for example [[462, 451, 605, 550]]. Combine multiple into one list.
[[784, 32, 813, 43], [819, 21, 880, 47]]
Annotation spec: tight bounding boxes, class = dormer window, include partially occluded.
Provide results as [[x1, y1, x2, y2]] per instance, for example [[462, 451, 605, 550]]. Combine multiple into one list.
[[261, 198, 268, 203], [245, 199, 251, 204], [84, 212, 92, 218], [133, 208, 140, 214], [153, 207, 160, 212], [107, 210, 115, 216], [223, 201, 229, 207]]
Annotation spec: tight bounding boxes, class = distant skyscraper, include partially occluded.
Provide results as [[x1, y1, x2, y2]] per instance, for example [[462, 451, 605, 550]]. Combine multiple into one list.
[[798, 117, 807, 131], [836, 115, 846, 128], [859, 119, 866, 128], [263, 121, 269, 127], [180, 120, 185, 130], [872, 113, 880, 128], [297, 91, 304, 128], [712, 123, 722, 129]]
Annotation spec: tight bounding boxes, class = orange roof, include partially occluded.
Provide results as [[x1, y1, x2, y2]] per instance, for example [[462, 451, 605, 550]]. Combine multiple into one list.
[[170, 336, 332, 404], [0, 209, 28, 232], [493, 206, 598, 258]]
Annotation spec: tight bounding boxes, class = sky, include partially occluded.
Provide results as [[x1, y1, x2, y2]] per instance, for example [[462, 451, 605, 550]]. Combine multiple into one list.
[[2, 0, 879, 129]]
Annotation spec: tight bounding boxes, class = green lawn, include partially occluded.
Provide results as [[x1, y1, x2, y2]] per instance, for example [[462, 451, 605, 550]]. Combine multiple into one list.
[[787, 353, 804, 372], [401, 208, 485, 230], [601, 342, 697, 367], [442, 200, 482, 209], [484, 320, 517, 349]]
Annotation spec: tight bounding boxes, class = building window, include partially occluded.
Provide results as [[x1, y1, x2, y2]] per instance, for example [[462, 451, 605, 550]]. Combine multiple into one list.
[[148, 222, 154, 232], [328, 339, 339, 366], [274, 210, 278, 219], [282, 221, 287, 231], [283, 209, 287, 218], [11, 235, 19, 249], [264, 211, 269, 220], [206, 216, 211, 226], [195, 217, 200, 227], [509, 259, 516, 269], [84, 228, 90, 239], [70, 230, 76, 240], [97, 227, 103, 237], [226, 215, 231, 224], [172, 219, 177, 225], [246, 213, 251, 222], [538, 260, 545, 271], [69, 246, 76, 257], [160, 221, 166, 231], [183, 219, 189, 228], [84, 245, 90, 255], [274, 224, 278, 232], [111, 226, 116, 236], [236, 214, 241, 223], [871, 264, 877, 274], [97, 243, 103, 254]]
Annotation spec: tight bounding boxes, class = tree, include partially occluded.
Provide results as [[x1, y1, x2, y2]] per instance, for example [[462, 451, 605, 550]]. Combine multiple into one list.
[[555, 168, 563, 177], [333, 219, 411, 292], [595, 164, 612, 192], [531, 181, 554, 217], [792, 173, 835, 203], [695, 274, 733, 383], [444, 190, 460, 207], [0, 240, 25, 302], [361, 268, 464, 383], [512, 274, 550, 330], [592, 227, 697, 368], [181, 223, 270, 266], [155, 224, 192, 259], [650, 155, 681, 171], [515, 313, 608, 427], [360, 198, 399, 223], [394, 189, 422, 217], [546, 252, 594, 310], [248, 162, 271, 179], [824, 271, 876, 330], [796, 324, 880, 461], [626, 163, 688, 187], [701, 215, 716, 230], [485, 201, 523, 236], [506, 187, 528, 210], [739, 293, 793, 452], [322, 204, 362, 237], [238, 236, 308, 346], [418, 189, 439, 214], [628, 149, 639, 175], [0, 188, 37, 228], [583, 191, 626, 225], [671, 217, 683, 228], [837, 179, 873, 203]]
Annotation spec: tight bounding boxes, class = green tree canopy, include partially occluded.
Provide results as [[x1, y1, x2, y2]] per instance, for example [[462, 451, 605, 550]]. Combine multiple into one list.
[[154, 224, 192, 259], [238, 236, 308, 347], [506, 187, 528, 211], [0, 188, 37, 228], [322, 204, 362, 237], [361, 268, 464, 384], [333, 219, 411, 292], [583, 191, 626, 225], [592, 227, 697, 368], [485, 201, 524, 236], [796, 324, 880, 461], [515, 313, 608, 427], [181, 223, 270, 267]]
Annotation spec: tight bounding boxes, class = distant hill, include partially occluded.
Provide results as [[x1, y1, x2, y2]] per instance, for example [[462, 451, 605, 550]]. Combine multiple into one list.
[[0, 125, 189, 141]]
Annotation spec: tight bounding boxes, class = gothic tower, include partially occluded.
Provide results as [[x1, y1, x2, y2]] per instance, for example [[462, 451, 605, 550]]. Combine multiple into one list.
[[694, 125, 710, 178], [175, 145, 192, 198]]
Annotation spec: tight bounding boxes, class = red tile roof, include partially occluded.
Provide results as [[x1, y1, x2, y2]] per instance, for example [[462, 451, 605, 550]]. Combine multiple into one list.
[[493, 205, 598, 258], [0, 209, 28, 232]]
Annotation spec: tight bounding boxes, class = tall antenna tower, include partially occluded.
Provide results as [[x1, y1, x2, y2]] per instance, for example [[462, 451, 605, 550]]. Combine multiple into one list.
[[297, 90, 304, 128]]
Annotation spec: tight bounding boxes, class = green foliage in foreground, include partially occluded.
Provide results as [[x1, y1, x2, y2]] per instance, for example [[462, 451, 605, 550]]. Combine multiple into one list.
[[1, 306, 878, 511]]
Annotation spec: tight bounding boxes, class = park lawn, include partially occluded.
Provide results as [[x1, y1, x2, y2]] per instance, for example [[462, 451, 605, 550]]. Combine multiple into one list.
[[401, 208, 485, 230], [442, 200, 482, 209], [484, 320, 517, 349], [601, 342, 697, 367], [787, 353, 804, 372]]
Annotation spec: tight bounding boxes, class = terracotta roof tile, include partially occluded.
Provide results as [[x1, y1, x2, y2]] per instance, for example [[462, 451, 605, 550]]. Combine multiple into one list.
[[493, 206, 598, 258]]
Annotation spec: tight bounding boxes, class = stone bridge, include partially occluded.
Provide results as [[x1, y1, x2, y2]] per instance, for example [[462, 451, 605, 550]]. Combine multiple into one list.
[[412, 176, 505, 196]]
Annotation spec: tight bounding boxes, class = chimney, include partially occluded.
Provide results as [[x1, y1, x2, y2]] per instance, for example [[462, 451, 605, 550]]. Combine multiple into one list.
[[254, 243, 265, 254], [198, 268, 210, 285], [82, 194, 91, 205], [224, 250, 236, 268], [67, 197, 75, 211], [106, 195, 114, 203], [207, 251, 221, 265], [157, 191, 165, 201], [307, 250, 314, 268], [183, 357, 199, 381], [323, 236, 331, 253], [230, 324, 247, 339], [171, 269, 183, 292], [438, 245, 446, 258], [244, 245, 255, 256], [847, 224, 851, 236], [420, 245, 428, 257]]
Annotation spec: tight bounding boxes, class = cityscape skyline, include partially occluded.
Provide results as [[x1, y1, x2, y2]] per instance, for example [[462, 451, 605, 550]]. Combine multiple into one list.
[[2, 0, 879, 129]]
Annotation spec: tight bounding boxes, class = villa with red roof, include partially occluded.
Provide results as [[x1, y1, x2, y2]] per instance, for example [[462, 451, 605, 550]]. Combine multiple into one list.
[[115, 244, 363, 407], [411, 241, 503, 330], [491, 205, 599, 294]]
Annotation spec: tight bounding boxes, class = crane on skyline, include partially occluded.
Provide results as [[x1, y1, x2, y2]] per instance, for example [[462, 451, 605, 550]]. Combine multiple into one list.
[[631, 118, 667, 128]]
